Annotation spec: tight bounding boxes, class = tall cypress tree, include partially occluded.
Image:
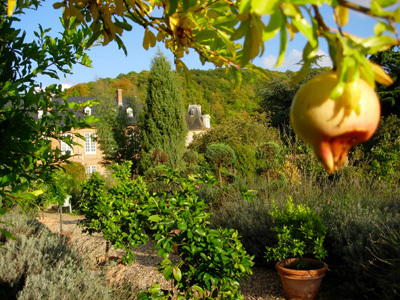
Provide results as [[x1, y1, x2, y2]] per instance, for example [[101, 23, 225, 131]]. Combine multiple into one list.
[[140, 51, 187, 171]]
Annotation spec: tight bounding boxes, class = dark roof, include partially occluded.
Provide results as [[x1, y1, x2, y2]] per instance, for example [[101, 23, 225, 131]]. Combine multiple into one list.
[[52, 96, 143, 125]]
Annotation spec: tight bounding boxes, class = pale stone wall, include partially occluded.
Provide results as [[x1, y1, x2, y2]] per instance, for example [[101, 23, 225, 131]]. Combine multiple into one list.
[[51, 127, 106, 175]]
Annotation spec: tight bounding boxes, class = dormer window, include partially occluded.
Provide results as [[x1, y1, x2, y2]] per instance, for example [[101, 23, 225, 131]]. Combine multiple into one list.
[[84, 106, 91, 116], [126, 107, 133, 118]]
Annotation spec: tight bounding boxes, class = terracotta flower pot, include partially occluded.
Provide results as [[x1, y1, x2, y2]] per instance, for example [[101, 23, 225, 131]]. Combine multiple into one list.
[[275, 258, 328, 300]]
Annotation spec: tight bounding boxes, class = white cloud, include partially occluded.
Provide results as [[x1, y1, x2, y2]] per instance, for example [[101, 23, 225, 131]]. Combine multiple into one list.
[[60, 83, 73, 91], [261, 48, 332, 71]]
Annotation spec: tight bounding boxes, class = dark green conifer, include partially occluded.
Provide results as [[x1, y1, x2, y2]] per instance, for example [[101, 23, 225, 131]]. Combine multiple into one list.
[[140, 51, 187, 171]]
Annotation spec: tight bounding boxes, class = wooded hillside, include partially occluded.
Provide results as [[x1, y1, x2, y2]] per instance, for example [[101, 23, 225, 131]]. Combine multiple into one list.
[[64, 68, 288, 125]]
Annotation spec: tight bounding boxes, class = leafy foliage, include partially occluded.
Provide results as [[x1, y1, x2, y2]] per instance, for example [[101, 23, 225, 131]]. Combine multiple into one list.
[[80, 162, 149, 263], [265, 197, 327, 265], [205, 143, 236, 187], [79, 165, 253, 299], [0, 2, 94, 214], [138, 167, 254, 299]]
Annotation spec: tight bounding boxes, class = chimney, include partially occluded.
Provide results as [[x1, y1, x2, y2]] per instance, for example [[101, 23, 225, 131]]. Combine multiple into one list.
[[116, 89, 123, 106]]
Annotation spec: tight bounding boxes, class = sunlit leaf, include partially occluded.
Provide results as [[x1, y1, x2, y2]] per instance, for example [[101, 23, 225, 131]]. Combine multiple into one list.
[[368, 60, 394, 86], [361, 35, 398, 54], [292, 18, 317, 48], [334, 6, 348, 27], [252, 0, 279, 15], [275, 20, 288, 68], [377, 0, 398, 8], [7, 0, 16, 17], [262, 9, 283, 41], [173, 267, 182, 282], [231, 19, 250, 41]]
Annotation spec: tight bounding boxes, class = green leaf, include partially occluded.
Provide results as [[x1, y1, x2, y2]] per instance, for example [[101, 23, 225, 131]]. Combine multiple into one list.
[[276, 19, 288, 67], [376, 0, 398, 8], [0, 229, 15, 240], [238, 0, 251, 14], [183, 0, 197, 13], [231, 19, 250, 41], [192, 285, 204, 294], [231, 65, 243, 90], [252, 0, 279, 15], [173, 266, 182, 282], [163, 266, 173, 279], [217, 30, 236, 56], [292, 18, 317, 48], [148, 214, 162, 222], [246, 64, 270, 80], [178, 221, 187, 231], [168, 0, 178, 16], [195, 30, 218, 42], [195, 228, 207, 237], [361, 35, 398, 54], [262, 9, 283, 41]]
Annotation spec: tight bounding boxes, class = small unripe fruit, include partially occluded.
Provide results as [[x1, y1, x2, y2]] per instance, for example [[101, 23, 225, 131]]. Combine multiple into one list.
[[290, 72, 380, 173]]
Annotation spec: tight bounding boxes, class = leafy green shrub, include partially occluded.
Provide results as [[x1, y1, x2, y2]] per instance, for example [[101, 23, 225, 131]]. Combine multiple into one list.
[[265, 197, 327, 267], [139, 167, 254, 299], [80, 164, 255, 299], [80, 162, 150, 263], [205, 143, 236, 187], [0, 210, 112, 300], [254, 141, 285, 176], [234, 144, 257, 179]]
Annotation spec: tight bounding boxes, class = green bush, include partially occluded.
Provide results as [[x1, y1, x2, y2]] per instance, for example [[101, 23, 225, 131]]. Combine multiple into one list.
[[0, 210, 113, 300], [205, 143, 236, 188], [265, 197, 327, 267], [138, 167, 254, 299], [234, 144, 257, 179], [80, 162, 150, 263]]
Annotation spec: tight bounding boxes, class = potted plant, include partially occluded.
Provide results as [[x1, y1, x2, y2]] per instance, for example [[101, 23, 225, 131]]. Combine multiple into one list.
[[265, 197, 328, 300]]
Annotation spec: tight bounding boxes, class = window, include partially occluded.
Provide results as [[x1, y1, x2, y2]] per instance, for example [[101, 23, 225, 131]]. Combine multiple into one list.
[[126, 107, 133, 118], [60, 133, 73, 155], [84, 133, 96, 154], [84, 106, 91, 116], [85, 165, 97, 174]]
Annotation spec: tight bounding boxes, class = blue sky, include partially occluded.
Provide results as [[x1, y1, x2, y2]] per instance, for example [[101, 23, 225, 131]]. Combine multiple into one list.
[[15, 1, 399, 89]]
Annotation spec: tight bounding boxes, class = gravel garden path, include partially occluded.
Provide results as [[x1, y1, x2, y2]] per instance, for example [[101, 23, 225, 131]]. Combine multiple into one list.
[[38, 210, 285, 300]]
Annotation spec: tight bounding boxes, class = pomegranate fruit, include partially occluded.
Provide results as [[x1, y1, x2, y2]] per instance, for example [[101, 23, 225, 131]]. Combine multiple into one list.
[[290, 72, 380, 173]]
